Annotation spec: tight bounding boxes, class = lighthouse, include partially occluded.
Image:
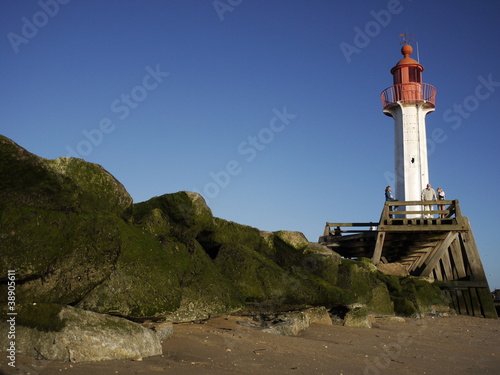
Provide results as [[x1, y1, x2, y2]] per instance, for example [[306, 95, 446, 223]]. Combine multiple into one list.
[[381, 42, 436, 214]]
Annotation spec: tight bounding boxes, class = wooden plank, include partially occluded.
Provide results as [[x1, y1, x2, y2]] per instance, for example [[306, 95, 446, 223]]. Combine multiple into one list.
[[326, 222, 378, 228], [477, 288, 499, 319], [419, 232, 458, 277], [457, 290, 470, 315], [437, 280, 490, 289], [449, 240, 467, 279], [387, 200, 454, 206], [378, 224, 467, 232], [440, 250, 453, 281], [410, 236, 449, 273], [459, 222, 498, 318], [433, 261, 443, 280], [371, 231, 386, 265], [389, 210, 450, 215], [460, 229, 488, 281], [447, 290, 460, 315], [409, 246, 436, 273], [470, 288, 483, 317]]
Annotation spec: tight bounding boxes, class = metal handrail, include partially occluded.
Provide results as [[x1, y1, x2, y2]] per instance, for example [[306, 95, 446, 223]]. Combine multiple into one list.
[[381, 82, 436, 109]]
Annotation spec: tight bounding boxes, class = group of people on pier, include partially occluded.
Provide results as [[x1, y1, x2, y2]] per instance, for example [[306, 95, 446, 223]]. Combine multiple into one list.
[[385, 184, 446, 218]]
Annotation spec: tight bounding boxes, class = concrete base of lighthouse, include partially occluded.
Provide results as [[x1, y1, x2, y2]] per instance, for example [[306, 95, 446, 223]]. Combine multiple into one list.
[[384, 101, 435, 218]]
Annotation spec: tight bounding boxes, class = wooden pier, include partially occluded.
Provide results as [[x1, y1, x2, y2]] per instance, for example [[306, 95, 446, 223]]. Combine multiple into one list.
[[319, 200, 497, 319]]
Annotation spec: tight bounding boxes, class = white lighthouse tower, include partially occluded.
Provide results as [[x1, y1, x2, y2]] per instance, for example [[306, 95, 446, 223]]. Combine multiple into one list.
[[381, 42, 436, 214]]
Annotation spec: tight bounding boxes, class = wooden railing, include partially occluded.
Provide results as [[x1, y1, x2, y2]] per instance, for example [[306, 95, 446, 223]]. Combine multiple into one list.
[[382, 200, 460, 221], [322, 200, 464, 237], [381, 82, 436, 109]]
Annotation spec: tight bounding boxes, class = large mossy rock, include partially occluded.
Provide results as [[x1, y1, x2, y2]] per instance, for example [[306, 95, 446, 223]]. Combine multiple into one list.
[[0, 304, 161, 362], [0, 134, 452, 326], [199, 223, 348, 312], [76, 210, 244, 320], [134, 191, 215, 240], [0, 135, 132, 215], [337, 259, 395, 316], [0, 207, 122, 305], [374, 271, 451, 316]]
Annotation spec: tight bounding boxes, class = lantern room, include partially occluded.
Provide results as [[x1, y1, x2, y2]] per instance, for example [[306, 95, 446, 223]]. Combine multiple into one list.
[[391, 44, 423, 85], [380, 44, 436, 112]]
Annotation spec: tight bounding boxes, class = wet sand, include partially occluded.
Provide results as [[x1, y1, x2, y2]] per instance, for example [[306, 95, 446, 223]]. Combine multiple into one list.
[[2, 315, 499, 375]]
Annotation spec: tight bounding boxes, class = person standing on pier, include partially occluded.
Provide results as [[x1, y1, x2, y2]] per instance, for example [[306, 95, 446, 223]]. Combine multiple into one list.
[[385, 186, 398, 211], [421, 184, 437, 218], [437, 187, 446, 218]]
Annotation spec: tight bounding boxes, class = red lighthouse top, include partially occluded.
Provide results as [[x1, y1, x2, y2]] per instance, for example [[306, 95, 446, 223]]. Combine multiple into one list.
[[380, 42, 436, 112], [390, 44, 423, 85]]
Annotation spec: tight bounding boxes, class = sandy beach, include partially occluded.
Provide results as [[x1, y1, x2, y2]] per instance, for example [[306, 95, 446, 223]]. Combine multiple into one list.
[[2, 314, 499, 375]]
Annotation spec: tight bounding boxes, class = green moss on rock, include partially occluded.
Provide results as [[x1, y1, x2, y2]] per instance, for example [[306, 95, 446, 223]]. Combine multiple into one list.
[[47, 158, 133, 216], [16, 303, 67, 332], [337, 259, 394, 315], [0, 136, 78, 211], [0, 134, 453, 322], [77, 222, 184, 318], [134, 191, 214, 241], [391, 296, 418, 316], [0, 135, 132, 216], [214, 244, 290, 303], [0, 207, 121, 304], [197, 218, 273, 260], [165, 240, 244, 322], [402, 278, 450, 313]]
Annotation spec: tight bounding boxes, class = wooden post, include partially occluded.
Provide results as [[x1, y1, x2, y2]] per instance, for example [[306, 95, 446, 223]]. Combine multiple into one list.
[[323, 223, 330, 237], [371, 231, 386, 265], [460, 220, 497, 318], [449, 239, 467, 279], [420, 232, 458, 277]]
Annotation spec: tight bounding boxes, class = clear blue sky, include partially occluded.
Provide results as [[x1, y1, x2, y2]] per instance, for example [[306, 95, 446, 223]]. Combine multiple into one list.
[[1, 1, 499, 288]]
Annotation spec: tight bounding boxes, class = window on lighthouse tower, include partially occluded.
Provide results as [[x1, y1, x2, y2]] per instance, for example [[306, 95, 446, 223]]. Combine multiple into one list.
[[409, 67, 421, 83]]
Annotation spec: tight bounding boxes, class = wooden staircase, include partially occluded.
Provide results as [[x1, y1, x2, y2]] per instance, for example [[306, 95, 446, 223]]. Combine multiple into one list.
[[319, 200, 497, 319]]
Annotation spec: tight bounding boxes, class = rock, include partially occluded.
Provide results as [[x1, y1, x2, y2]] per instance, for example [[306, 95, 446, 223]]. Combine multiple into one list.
[[303, 306, 333, 325], [197, 218, 273, 260], [262, 312, 311, 336], [412, 279, 452, 314], [0, 134, 453, 325], [0, 135, 132, 215], [47, 157, 133, 216], [0, 207, 123, 305], [142, 321, 174, 341], [274, 231, 309, 251], [78, 237, 242, 321], [214, 243, 291, 305], [0, 304, 161, 362], [337, 259, 395, 316], [377, 262, 409, 276], [301, 243, 341, 285], [134, 191, 215, 240], [344, 308, 372, 328], [377, 316, 406, 323], [391, 296, 419, 317]]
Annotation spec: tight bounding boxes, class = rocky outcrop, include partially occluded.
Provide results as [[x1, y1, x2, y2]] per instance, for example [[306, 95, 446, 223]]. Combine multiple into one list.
[[0, 304, 161, 362], [0, 135, 132, 215], [0, 134, 451, 336]]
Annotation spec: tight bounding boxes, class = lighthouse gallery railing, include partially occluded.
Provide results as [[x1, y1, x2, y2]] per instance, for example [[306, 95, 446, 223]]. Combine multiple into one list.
[[381, 82, 436, 109]]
